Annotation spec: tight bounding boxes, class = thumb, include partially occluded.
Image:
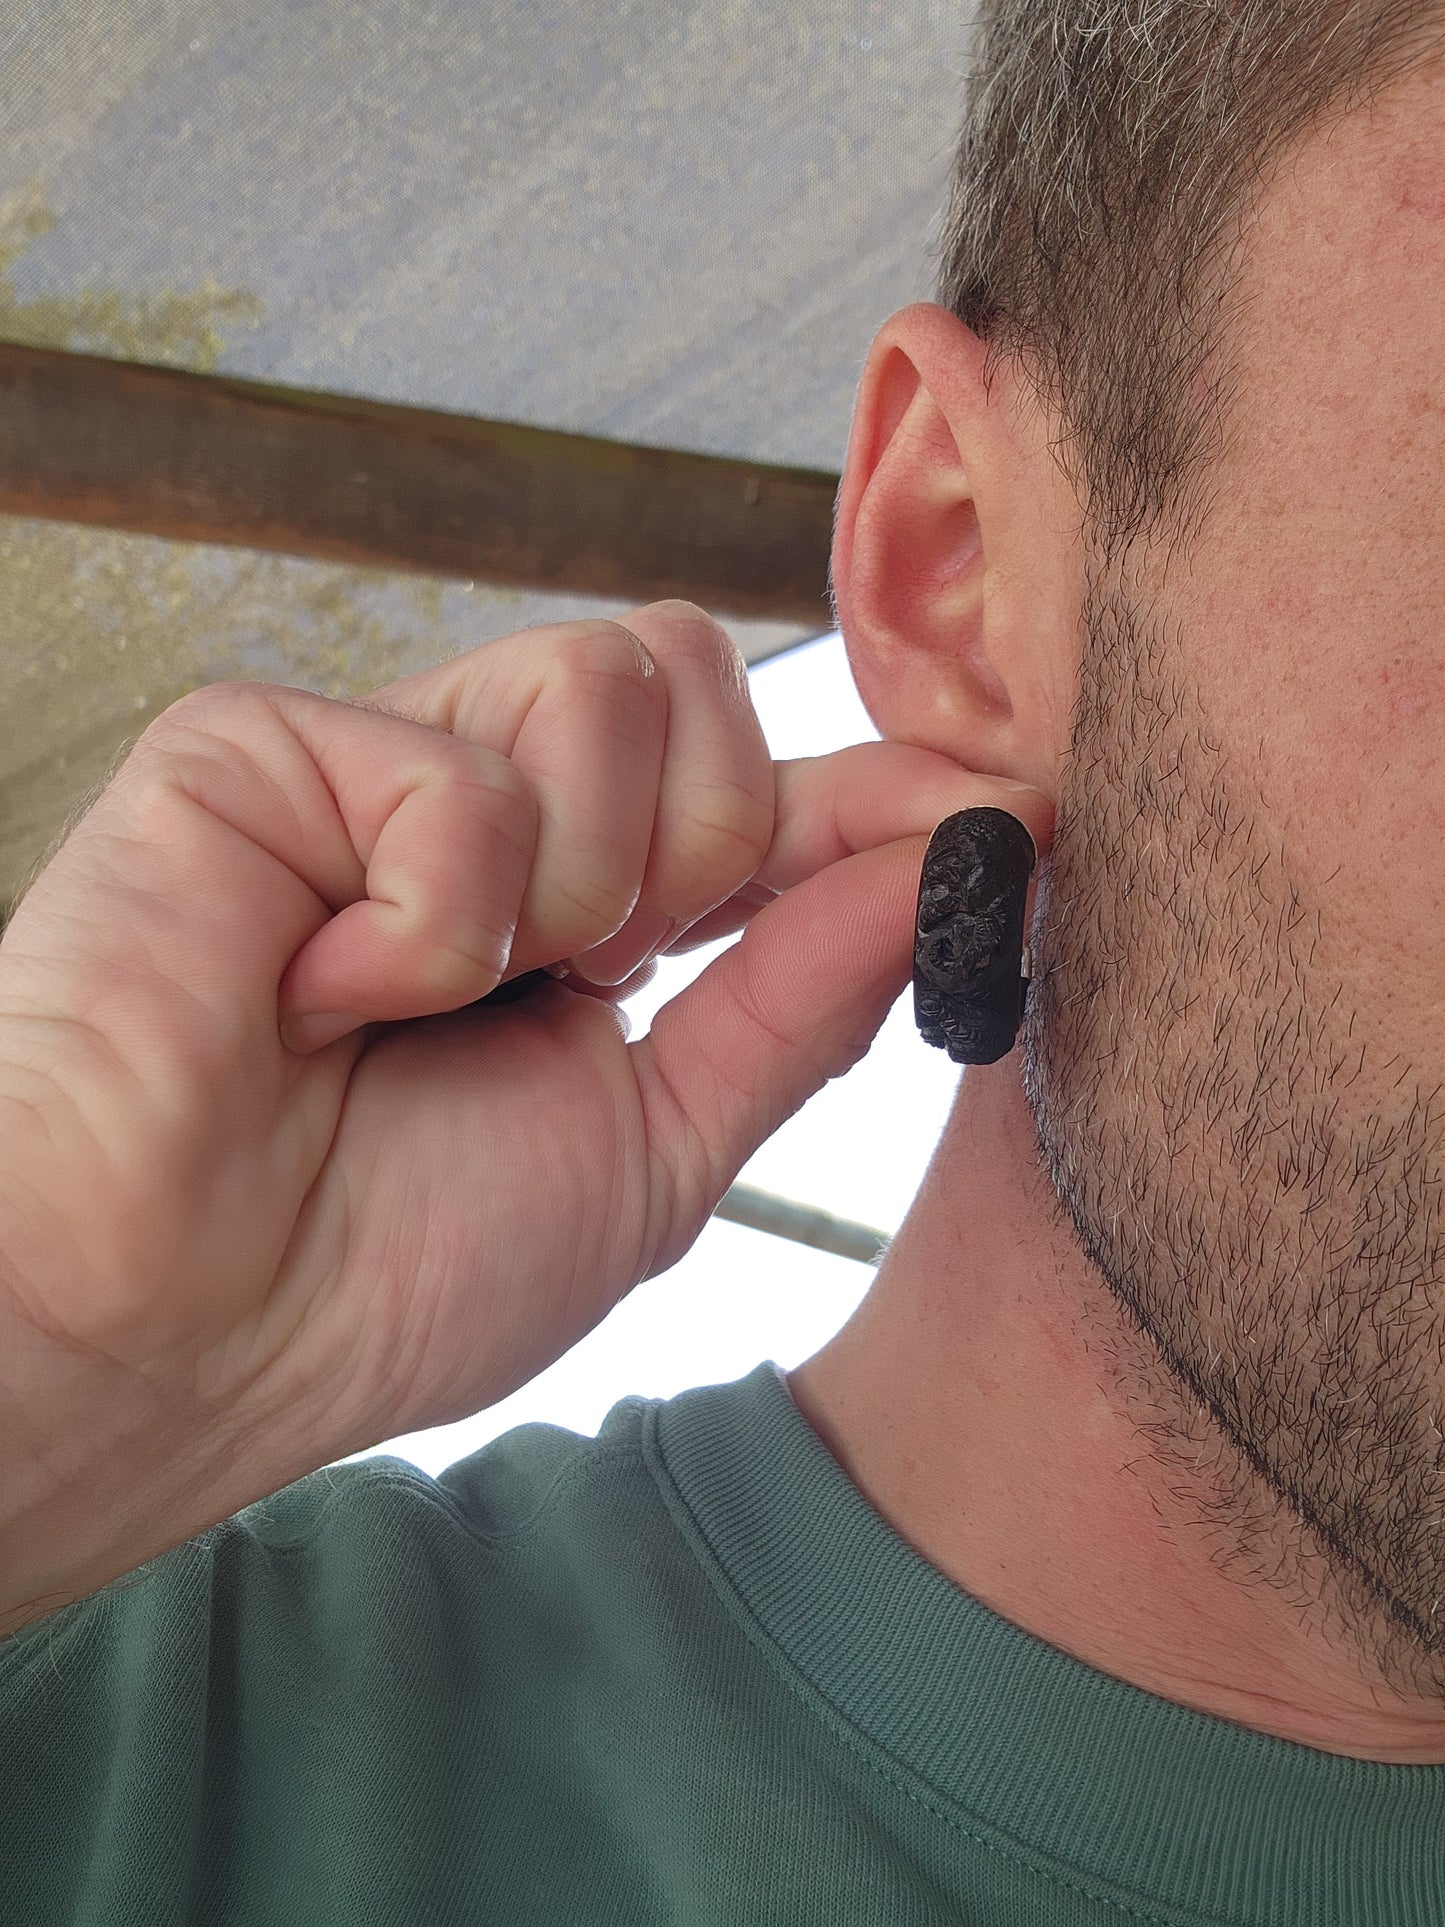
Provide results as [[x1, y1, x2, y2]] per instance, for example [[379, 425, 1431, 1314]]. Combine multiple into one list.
[[632, 828, 937, 1276]]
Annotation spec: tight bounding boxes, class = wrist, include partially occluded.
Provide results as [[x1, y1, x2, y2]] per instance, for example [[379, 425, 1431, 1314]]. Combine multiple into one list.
[[0, 1291, 323, 1641]]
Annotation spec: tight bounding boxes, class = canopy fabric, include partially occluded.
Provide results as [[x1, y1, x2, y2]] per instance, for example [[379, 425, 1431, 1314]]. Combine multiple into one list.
[[0, 0, 970, 911]]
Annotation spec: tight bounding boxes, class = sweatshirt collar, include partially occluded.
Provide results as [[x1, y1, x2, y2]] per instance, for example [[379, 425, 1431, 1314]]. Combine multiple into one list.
[[645, 1360, 1445, 1927]]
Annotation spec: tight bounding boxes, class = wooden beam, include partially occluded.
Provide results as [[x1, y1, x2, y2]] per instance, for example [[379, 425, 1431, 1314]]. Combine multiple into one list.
[[0, 343, 839, 625]]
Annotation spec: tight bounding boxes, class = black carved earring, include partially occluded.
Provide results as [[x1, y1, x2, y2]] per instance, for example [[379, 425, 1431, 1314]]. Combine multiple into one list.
[[913, 807, 1037, 1066]]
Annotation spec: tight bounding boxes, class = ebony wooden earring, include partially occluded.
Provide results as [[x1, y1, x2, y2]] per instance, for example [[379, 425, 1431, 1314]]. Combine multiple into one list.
[[913, 807, 1037, 1066]]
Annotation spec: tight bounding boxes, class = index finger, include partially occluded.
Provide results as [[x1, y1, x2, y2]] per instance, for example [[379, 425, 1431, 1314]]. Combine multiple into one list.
[[661, 743, 1054, 954], [768, 744, 1053, 887]]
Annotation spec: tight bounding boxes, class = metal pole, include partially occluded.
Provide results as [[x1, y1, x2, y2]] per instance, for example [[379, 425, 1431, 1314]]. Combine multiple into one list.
[[712, 1182, 890, 1267]]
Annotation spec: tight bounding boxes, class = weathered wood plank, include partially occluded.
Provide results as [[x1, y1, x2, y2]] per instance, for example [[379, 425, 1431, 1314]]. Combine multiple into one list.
[[0, 343, 838, 624]]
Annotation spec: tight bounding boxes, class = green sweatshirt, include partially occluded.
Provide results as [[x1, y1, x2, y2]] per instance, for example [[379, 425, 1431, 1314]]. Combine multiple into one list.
[[4, 1359, 1443, 1924]]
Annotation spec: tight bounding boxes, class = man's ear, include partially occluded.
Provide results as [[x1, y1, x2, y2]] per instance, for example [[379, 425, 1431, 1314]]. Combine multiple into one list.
[[831, 302, 1079, 795]]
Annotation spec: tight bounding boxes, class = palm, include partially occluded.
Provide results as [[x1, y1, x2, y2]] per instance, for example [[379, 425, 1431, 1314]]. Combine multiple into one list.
[[255, 986, 669, 1447]]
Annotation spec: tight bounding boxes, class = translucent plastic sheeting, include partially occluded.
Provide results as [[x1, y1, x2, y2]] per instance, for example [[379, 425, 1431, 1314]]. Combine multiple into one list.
[[2, 1, 967, 465], [0, 0, 971, 907], [0, 514, 808, 913]]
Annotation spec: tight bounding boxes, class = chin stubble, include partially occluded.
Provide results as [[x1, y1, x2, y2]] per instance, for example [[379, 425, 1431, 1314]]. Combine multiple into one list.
[[1019, 562, 1445, 1703]]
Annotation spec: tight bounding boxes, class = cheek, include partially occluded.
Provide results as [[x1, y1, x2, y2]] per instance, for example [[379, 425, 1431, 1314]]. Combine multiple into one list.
[[1178, 513, 1444, 853], [1257, 649, 1445, 1023], [1161, 567, 1445, 1022], [1254, 654, 1442, 838], [1348, 656, 1445, 784], [1283, 634, 1445, 935]]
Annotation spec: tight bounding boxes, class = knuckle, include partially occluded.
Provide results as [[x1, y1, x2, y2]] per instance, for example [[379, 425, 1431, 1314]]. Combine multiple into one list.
[[151, 678, 261, 724], [122, 688, 256, 811], [451, 734, 529, 799], [132, 682, 303, 814], [636, 597, 718, 634], [449, 754, 541, 864], [139, 679, 277, 754], [136, 685, 219, 749], [558, 867, 637, 938], [553, 622, 662, 693], [416, 928, 512, 1003], [637, 601, 746, 678], [682, 786, 774, 883]]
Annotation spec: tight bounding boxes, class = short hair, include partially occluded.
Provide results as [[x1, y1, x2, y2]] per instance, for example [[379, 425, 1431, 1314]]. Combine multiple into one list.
[[938, 1, 1445, 570]]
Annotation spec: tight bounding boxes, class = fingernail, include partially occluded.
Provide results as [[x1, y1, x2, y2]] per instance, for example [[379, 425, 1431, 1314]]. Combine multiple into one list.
[[570, 909, 678, 986], [280, 1010, 363, 1054]]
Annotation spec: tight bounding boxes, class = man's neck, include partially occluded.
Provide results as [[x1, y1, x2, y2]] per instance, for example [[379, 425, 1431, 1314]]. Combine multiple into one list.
[[785, 1057, 1445, 1764]]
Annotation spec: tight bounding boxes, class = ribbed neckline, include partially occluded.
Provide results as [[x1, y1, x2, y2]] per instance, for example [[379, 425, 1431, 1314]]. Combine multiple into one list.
[[643, 1361, 1445, 1926]]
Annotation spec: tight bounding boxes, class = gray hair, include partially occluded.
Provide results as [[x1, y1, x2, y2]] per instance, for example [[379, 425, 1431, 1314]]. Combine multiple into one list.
[[939, 1, 1445, 569]]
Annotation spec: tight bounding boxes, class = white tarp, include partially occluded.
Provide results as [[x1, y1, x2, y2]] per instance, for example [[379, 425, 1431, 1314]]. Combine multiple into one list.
[[1, 0, 971, 903]]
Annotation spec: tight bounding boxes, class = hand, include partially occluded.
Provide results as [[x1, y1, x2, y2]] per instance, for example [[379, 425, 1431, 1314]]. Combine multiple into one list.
[[0, 601, 1052, 1627]]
